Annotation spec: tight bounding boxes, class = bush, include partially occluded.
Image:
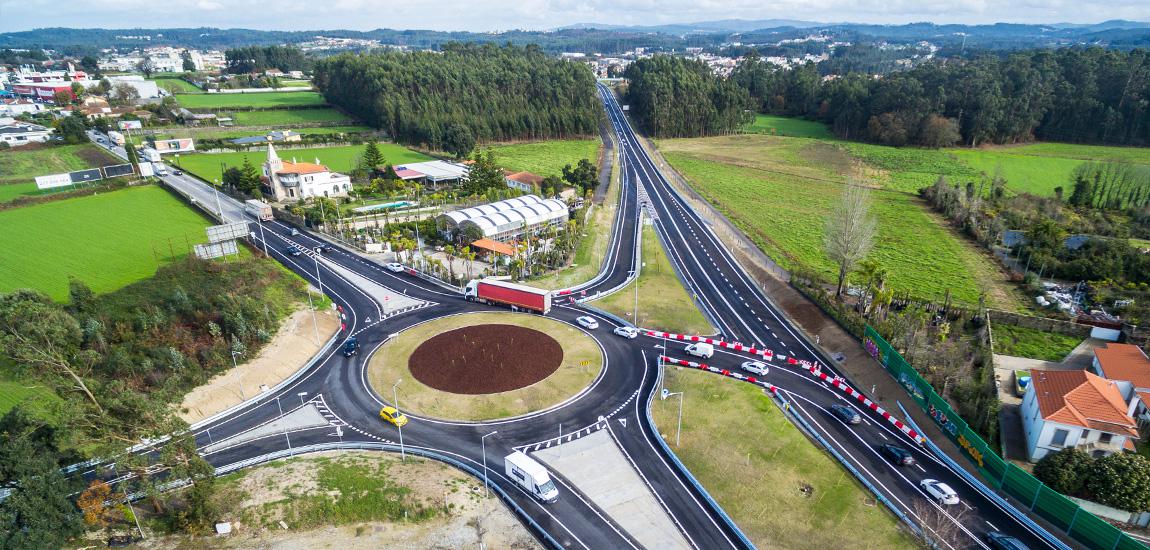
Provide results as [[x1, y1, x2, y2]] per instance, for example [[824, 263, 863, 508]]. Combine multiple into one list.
[[1086, 452, 1150, 512], [1034, 448, 1093, 495]]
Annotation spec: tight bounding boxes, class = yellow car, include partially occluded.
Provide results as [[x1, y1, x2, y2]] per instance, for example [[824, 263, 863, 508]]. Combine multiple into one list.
[[379, 406, 409, 427]]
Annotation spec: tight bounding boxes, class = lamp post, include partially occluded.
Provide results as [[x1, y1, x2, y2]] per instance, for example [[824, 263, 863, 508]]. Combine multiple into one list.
[[393, 379, 405, 461], [662, 390, 684, 446], [313, 253, 324, 293], [481, 430, 498, 500], [275, 396, 293, 456], [297, 391, 308, 407], [230, 349, 244, 399]]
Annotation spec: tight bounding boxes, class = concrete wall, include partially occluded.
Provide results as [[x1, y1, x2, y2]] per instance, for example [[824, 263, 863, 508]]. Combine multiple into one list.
[[989, 309, 1092, 339]]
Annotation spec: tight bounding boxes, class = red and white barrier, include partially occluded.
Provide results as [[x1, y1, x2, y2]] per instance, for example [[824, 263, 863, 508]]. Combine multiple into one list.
[[646, 330, 774, 361], [659, 355, 779, 395], [805, 364, 925, 444]]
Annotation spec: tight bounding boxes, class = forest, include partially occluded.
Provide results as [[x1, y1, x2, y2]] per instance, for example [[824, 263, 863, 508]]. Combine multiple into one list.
[[732, 47, 1150, 147], [224, 45, 311, 74], [312, 43, 600, 151], [623, 56, 753, 138]]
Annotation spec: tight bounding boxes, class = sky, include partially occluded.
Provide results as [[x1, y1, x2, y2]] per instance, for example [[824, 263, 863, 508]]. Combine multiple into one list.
[[1, 0, 1148, 33]]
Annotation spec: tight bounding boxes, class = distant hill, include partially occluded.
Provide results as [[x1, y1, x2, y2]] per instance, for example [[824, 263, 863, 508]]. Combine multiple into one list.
[[560, 19, 826, 34]]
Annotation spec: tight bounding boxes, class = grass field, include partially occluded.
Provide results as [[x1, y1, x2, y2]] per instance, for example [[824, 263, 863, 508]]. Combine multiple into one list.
[[745, 114, 834, 139], [487, 139, 601, 177], [0, 182, 39, 203], [658, 135, 1014, 305], [652, 368, 913, 548], [0, 185, 216, 300], [176, 91, 326, 110], [177, 144, 431, 183], [991, 324, 1084, 361], [0, 376, 61, 418], [279, 80, 313, 88], [149, 76, 202, 94], [0, 144, 119, 185], [131, 125, 373, 145], [228, 108, 352, 126], [594, 221, 714, 334], [366, 312, 603, 421]]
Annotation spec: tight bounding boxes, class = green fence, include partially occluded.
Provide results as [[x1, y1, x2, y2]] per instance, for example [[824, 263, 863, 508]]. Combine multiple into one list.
[[863, 326, 1147, 550]]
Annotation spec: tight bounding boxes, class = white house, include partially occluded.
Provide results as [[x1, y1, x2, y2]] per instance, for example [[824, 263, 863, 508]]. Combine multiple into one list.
[[1021, 369, 1139, 461], [0, 98, 46, 116], [1092, 343, 1150, 426], [0, 121, 53, 146], [262, 144, 350, 202]]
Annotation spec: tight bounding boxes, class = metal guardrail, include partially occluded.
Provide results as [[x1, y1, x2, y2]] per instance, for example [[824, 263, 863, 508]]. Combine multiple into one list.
[[644, 358, 757, 549], [897, 403, 1073, 550]]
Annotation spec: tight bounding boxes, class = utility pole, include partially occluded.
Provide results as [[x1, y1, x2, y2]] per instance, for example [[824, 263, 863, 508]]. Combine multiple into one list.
[[275, 396, 293, 456], [393, 379, 405, 461], [481, 430, 498, 501], [663, 390, 684, 446]]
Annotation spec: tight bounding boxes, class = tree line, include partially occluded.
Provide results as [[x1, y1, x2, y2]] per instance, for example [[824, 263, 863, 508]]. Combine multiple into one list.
[[732, 47, 1150, 147], [623, 55, 753, 138], [312, 43, 600, 153], [225, 45, 311, 74]]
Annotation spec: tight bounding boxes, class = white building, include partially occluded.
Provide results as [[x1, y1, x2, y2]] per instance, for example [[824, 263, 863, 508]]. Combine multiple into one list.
[[1092, 343, 1150, 426], [0, 98, 46, 116], [437, 194, 568, 243], [79, 75, 160, 99], [0, 121, 53, 146], [262, 144, 351, 202], [1021, 369, 1139, 461]]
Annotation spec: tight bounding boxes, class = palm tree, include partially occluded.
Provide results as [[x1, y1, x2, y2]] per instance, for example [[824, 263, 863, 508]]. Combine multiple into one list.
[[462, 246, 476, 280], [444, 245, 456, 283]]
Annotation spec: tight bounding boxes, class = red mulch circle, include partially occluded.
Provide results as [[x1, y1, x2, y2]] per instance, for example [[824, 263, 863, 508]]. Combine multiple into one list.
[[408, 324, 565, 394]]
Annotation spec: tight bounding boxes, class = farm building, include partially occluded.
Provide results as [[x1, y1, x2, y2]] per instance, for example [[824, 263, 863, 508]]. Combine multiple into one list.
[[437, 194, 568, 243]]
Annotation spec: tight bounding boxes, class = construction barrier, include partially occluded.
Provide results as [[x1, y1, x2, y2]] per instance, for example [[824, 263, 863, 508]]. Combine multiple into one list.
[[865, 326, 1148, 550], [659, 355, 778, 394], [645, 330, 774, 361]]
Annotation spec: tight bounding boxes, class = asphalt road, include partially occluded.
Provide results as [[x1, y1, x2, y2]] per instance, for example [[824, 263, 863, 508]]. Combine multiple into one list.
[[80, 95, 1066, 550]]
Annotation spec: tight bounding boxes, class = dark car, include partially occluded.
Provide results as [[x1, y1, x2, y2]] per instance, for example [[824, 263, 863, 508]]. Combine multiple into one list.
[[829, 404, 861, 424], [343, 337, 358, 357], [288, 246, 303, 257], [986, 531, 1030, 550], [316, 243, 333, 253], [878, 443, 916, 466], [172, 169, 183, 175]]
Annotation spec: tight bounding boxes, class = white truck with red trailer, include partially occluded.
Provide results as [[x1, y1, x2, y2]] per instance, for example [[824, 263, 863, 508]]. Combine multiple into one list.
[[464, 278, 552, 314]]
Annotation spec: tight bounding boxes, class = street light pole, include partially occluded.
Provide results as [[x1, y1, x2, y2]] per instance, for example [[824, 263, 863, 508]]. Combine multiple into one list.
[[305, 287, 320, 344], [297, 391, 308, 407], [230, 350, 244, 399], [481, 430, 498, 501], [213, 179, 225, 222], [257, 218, 268, 256], [663, 390, 684, 446], [313, 254, 325, 293], [275, 396, 293, 456], [393, 379, 405, 461]]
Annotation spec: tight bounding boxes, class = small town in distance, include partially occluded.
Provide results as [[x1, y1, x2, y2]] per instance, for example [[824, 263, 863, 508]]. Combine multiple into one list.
[[0, 4, 1149, 550]]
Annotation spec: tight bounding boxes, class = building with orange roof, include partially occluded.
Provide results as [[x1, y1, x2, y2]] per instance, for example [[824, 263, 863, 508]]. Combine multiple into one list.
[[261, 144, 351, 202], [1021, 369, 1139, 461], [1091, 343, 1150, 426], [504, 170, 544, 192]]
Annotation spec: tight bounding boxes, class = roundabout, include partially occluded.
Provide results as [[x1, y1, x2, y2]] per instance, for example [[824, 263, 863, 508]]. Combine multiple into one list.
[[367, 312, 605, 422]]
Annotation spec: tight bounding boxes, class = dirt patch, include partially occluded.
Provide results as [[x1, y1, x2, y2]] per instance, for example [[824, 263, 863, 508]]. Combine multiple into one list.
[[409, 325, 563, 395], [179, 305, 339, 424]]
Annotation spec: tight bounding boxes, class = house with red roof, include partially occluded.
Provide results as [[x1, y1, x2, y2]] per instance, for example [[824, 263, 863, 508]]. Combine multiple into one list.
[[261, 144, 351, 202], [1021, 369, 1139, 461], [1091, 343, 1150, 426]]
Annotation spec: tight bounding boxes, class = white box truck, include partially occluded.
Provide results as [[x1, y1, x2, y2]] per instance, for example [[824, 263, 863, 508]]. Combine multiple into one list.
[[152, 162, 169, 176], [140, 147, 162, 163], [107, 131, 125, 146], [504, 451, 559, 503], [245, 199, 273, 221]]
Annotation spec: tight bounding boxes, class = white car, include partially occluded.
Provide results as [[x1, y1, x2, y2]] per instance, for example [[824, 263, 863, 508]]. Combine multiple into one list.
[[741, 361, 769, 375], [613, 326, 639, 339], [919, 479, 960, 505], [385, 263, 405, 273], [576, 316, 599, 330]]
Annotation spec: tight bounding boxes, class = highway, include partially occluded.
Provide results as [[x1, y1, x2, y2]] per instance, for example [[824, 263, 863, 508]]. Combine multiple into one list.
[[79, 85, 1068, 549]]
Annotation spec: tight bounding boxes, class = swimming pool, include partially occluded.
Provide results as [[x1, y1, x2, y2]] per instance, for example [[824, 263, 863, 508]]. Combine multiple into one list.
[[353, 200, 416, 213]]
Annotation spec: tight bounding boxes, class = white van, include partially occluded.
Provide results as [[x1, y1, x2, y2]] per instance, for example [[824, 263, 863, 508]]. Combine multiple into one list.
[[685, 342, 714, 359], [504, 451, 559, 503]]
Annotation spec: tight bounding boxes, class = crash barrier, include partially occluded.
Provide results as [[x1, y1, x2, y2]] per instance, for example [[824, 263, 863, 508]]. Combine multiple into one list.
[[650, 331, 924, 444], [865, 326, 1148, 550], [659, 355, 778, 395], [898, 403, 1072, 550], [645, 358, 756, 550]]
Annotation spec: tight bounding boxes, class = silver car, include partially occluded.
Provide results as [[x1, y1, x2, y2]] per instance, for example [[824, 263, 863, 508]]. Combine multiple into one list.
[[741, 361, 769, 375], [920, 479, 960, 505]]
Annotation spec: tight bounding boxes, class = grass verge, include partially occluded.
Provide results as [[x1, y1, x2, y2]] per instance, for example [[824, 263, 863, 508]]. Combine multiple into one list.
[[177, 144, 431, 183], [228, 108, 353, 126], [991, 324, 1083, 362], [366, 312, 603, 421], [745, 114, 833, 139], [175, 91, 326, 110], [0, 143, 120, 185], [652, 367, 914, 548], [593, 221, 714, 335], [0, 185, 217, 300]]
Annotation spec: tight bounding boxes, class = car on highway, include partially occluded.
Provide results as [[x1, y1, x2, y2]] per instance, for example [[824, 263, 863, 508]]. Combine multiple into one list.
[[385, 262, 405, 273], [315, 243, 334, 253], [878, 443, 916, 466], [342, 337, 358, 357], [829, 404, 861, 424], [379, 406, 408, 427], [576, 316, 599, 330], [919, 479, 960, 505], [613, 326, 639, 339], [741, 361, 769, 375], [684, 342, 714, 359], [287, 246, 303, 257], [986, 531, 1030, 550], [173, 169, 183, 175], [290, 228, 300, 236]]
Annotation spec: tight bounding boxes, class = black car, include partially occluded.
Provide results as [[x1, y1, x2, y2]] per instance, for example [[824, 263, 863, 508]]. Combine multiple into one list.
[[878, 443, 916, 466], [829, 404, 861, 424], [316, 243, 334, 253], [287, 246, 303, 257], [173, 169, 183, 175], [986, 531, 1030, 550], [343, 337, 358, 357]]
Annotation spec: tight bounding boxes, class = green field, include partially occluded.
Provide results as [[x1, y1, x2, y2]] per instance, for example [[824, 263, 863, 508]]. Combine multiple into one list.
[[487, 139, 601, 176], [149, 76, 203, 94], [177, 144, 432, 183], [0, 144, 119, 185], [0, 185, 217, 300], [594, 221, 714, 334], [659, 136, 1012, 305], [653, 368, 912, 548], [0, 376, 61, 418], [176, 91, 326, 110], [133, 125, 373, 145], [745, 114, 834, 139], [279, 80, 313, 88], [991, 324, 1084, 361], [0, 182, 40, 203], [228, 108, 352, 126], [948, 145, 1150, 196]]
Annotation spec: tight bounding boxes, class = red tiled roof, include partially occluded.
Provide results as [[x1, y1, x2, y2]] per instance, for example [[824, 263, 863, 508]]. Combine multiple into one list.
[[393, 168, 424, 180], [504, 170, 545, 186], [469, 238, 515, 256], [1031, 369, 1139, 437], [277, 161, 328, 175], [1095, 343, 1150, 390]]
